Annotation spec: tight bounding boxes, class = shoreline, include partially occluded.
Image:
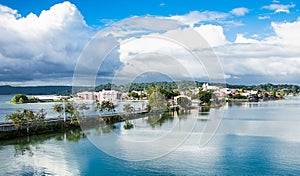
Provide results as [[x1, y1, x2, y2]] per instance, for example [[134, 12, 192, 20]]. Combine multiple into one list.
[[0, 110, 148, 140]]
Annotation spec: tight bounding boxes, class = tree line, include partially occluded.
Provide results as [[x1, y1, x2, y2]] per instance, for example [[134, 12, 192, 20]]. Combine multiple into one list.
[[58, 81, 300, 96]]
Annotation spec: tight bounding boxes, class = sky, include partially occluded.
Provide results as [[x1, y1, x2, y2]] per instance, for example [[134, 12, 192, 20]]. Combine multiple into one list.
[[0, 0, 300, 86]]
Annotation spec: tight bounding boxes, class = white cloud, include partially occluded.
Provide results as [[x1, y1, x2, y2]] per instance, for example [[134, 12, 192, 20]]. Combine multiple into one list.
[[251, 34, 259, 38], [118, 30, 209, 81], [92, 14, 300, 84], [258, 16, 270, 20], [160, 3, 165, 7], [262, 3, 295, 13], [1, 2, 300, 85], [272, 0, 280, 3], [0, 2, 94, 84], [194, 24, 229, 47], [169, 11, 228, 27], [230, 7, 249, 16], [0, 4, 20, 18], [270, 18, 300, 46], [218, 20, 244, 27], [234, 34, 259, 44], [215, 18, 300, 83]]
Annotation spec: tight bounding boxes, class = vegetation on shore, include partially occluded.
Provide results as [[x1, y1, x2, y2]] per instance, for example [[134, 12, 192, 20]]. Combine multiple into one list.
[[10, 94, 69, 104], [60, 81, 300, 96], [1, 102, 90, 139], [95, 101, 116, 114], [5, 109, 47, 132], [199, 90, 213, 106], [2, 108, 79, 140], [10, 94, 39, 104]]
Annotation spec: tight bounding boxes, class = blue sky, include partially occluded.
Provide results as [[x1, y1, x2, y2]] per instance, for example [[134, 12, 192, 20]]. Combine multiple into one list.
[[0, 0, 300, 85], [2, 0, 299, 40]]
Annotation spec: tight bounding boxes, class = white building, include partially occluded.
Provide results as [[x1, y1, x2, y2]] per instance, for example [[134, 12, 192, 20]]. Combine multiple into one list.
[[202, 83, 218, 91], [76, 91, 99, 102], [76, 89, 121, 102], [32, 95, 62, 101], [99, 89, 121, 103], [250, 90, 258, 95], [221, 88, 232, 95]]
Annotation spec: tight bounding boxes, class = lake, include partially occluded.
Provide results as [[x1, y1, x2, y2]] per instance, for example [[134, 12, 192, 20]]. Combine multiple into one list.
[[0, 97, 300, 175]]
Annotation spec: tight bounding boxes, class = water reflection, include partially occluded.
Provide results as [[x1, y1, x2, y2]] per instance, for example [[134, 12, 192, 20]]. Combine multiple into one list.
[[13, 138, 34, 157], [55, 129, 87, 142], [0, 129, 86, 161], [99, 124, 117, 134], [8, 134, 54, 157], [123, 121, 134, 130], [84, 109, 200, 161], [0, 130, 84, 175], [146, 113, 174, 128]]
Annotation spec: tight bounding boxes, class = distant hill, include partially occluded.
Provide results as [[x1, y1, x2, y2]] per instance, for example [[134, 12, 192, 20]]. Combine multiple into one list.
[[0, 85, 72, 95], [1, 82, 299, 96]]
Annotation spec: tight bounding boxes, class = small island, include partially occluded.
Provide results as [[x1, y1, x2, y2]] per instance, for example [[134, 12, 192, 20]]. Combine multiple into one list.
[[10, 94, 69, 104], [10, 94, 39, 104]]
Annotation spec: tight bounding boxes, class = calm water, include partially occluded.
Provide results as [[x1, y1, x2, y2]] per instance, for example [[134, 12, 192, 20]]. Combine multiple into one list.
[[0, 95, 145, 123], [1, 97, 300, 175], [0, 95, 62, 122]]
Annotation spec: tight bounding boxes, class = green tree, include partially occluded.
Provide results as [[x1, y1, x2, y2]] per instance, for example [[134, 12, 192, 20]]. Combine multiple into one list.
[[5, 109, 47, 133], [5, 109, 27, 130], [177, 97, 192, 109], [232, 94, 248, 99], [128, 92, 139, 99], [139, 93, 147, 99], [199, 90, 212, 105], [53, 103, 85, 123], [65, 103, 77, 118], [97, 101, 116, 114], [123, 103, 134, 113], [10, 94, 29, 104], [148, 91, 167, 112], [53, 104, 63, 118], [264, 92, 269, 98], [33, 109, 47, 130]]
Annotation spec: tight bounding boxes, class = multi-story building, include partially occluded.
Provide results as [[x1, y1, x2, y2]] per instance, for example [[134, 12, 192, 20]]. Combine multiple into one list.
[[99, 89, 121, 103], [76, 90, 121, 103]]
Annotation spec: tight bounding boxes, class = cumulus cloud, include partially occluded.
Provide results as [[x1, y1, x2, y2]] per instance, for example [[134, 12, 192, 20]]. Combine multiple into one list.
[[215, 18, 300, 84], [1, 1, 300, 86], [262, 3, 295, 13], [117, 27, 214, 83], [230, 7, 249, 16], [234, 34, 259, 44], [194, 24, 229, 47], [0, 2, 94, 85], [270, 18, 300, 46]]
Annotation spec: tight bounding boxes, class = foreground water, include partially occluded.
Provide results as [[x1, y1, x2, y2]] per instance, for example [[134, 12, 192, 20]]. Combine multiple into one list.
[[1, 97, 300, 175]]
